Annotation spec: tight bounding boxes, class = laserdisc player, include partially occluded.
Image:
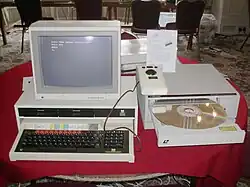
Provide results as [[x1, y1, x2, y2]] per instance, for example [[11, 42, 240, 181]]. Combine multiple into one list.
[[136, 63, 246, 147]]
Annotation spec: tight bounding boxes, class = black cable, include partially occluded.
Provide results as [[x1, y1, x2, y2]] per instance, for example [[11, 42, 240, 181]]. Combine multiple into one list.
[[103, 81, 140, 131], [102, 81, 141, 151]]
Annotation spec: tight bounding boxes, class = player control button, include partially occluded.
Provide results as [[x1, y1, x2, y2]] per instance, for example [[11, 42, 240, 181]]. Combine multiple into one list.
[[146, 69, 157, 75]]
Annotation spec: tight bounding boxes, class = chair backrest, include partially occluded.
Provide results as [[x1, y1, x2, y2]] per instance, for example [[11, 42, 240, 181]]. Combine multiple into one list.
[[176, 0, 205, 31], [15, 0, 42, 26], [74, 0, 103, 20], [131, 0, 161, 30]]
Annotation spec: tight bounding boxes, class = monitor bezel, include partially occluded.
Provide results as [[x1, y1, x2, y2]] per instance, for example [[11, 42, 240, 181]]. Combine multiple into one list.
[[29, 22, 121, 101]]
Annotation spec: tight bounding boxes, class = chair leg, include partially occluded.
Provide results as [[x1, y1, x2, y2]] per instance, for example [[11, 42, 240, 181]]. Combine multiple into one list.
[[21, 27, 25, 53], [187, 33, 193, 50], [240, 33, 250, 50], [126, 7, 131, 24], [196, 33, 200, 61], [124, 8, 129, 23], [113, 7, 118, 20], [107, 7, 112, 20]]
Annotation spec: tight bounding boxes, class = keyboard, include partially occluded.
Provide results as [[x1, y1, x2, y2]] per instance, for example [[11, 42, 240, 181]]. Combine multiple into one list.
[[15, 130, 129, 153]]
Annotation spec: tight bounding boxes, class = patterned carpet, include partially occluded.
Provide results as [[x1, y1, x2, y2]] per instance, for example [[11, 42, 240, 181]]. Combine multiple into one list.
[[1, 28, 250, 187], [200, 36, 250, 109], [198, 35, 250, 127]]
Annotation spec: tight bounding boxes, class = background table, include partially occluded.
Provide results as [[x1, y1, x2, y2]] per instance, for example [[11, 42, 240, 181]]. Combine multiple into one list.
[[0, 57, 248, 187]]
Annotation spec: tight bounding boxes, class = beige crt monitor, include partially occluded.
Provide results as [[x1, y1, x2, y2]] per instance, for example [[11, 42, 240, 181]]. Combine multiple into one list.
[[29, 20, 121, 101]]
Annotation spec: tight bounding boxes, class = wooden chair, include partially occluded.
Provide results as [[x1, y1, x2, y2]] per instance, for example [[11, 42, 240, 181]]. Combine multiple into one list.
[[131, 0, 161, 34], [73, 0, 107, 20], [14, 0, 54, 53], [166, 0, 205, 51]]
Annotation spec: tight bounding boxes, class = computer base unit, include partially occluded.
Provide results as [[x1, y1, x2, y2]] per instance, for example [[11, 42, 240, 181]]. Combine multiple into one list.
[[9, 76, 138, 163]]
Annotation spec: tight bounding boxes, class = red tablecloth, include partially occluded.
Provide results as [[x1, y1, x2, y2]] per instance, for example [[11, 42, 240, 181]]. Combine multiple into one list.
[[0, 57, 248, 187]]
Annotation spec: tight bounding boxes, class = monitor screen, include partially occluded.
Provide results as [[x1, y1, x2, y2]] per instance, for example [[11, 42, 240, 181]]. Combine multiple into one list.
[[39, 36, 113, 88], [29, 20, 121, 100]]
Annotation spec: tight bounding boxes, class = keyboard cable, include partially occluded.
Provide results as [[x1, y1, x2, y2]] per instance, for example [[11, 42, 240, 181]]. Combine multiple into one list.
[[103, 81, 142, 152]]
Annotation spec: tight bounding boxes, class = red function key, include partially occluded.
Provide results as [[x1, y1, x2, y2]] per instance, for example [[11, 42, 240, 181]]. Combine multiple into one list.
[[66, 130, 72, 134], [66, 131, 72, 134], [35, 130, 44, 134], [61, 130, 67, 134], [49, 130, 56, 134], [57, 130, 63, 134]]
